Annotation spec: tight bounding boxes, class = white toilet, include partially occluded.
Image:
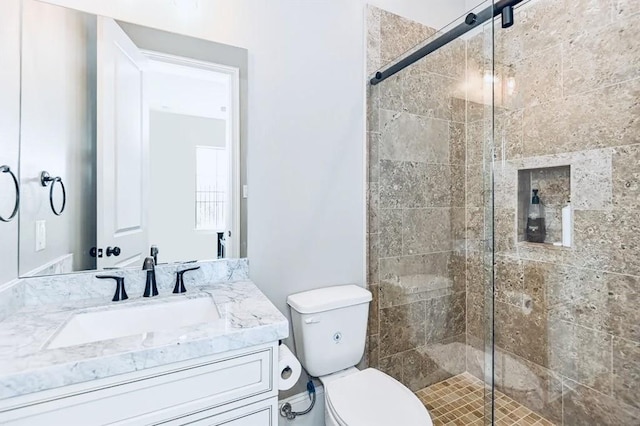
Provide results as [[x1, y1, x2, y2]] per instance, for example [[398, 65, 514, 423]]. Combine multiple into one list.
[[287, 285, 433, 426]]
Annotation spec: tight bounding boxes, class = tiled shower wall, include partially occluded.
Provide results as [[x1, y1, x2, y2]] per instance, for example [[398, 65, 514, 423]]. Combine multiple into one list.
[[472, 0, 640, 425], [366, 6, 471, 392], [366, 1, 639, 424]]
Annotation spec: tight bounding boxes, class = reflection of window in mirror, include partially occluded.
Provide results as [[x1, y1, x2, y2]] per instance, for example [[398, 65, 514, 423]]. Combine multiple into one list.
[[195, 146, 228, 231]]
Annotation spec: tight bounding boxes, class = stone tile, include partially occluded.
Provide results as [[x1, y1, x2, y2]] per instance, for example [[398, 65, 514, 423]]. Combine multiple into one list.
[[366, 5, 381, 77], [367, 181, 379, 234], [573, 208, 640, 276], [613, 336, 640, 410], [495, 299, 549, 368], [378, 73, 403, 113], [614, 0, 640, 19], [379, 159, 427, 208], [379, 9, 435, 63], [466, 118, 490, 166], [367, 232, 379, 285], [450, 207, 466, 252], [402, 335, 466, 391], [402, 208, 451, 255], [379, 252, 459, 308], [612, 144, 640, 210], [368, 284, 379, 336], [494, 207, 517, 254], [571, 149, 613, 211], [466, 335, 488, 382], [494, 109, 524, 161], [466, 291, 487, 342], [380, 110, 449, 163], [466, 163, 484, 208], [367, 132, 380, 183], [562, 378, 640, 425], [495, 350, 563, 425], [379, 208, 402, 258], [549, 320, 612, 394], [466, 206, 484, 242], [523, 78, 640, 156], [495, 256, 525, 306], [368, 333, 380, 368], [425, 292, 465, 344], [379, 300, 426, 357], [402, 67, 460, 122], [494, 0, 612, 66], [379, 352, 403, 383], [417, 36, 466, 80], [367, 83, 381, 132], [506, 44, 563, 109], [424, 164, 465, 208], [449, 250, 466, 295], [449, 121, 465, 165], [494, 161, 518, 213], [547, 266, 640, 343], [563, 18, 640, 96]]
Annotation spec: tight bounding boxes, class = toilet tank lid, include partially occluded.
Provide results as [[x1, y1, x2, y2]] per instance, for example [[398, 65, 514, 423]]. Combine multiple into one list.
[[287, 285, 372, 314]]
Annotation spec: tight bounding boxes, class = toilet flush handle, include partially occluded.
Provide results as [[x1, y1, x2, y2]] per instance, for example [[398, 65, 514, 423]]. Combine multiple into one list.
[[304, 317, 321, 324]]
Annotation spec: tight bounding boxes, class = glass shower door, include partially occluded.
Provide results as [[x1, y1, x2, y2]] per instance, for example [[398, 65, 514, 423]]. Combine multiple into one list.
[[491, 1, 640, 425], [365, 1, 498, 424]]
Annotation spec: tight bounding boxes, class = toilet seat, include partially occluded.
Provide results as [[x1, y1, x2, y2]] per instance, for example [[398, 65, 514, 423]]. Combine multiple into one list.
[[324, 368, 433, 426]]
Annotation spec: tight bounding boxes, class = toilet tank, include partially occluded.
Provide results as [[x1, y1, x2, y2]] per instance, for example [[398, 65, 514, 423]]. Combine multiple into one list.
[[287, 285, 372, 377]]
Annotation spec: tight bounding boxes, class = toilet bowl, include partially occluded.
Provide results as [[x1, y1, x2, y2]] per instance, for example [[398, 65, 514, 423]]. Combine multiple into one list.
[[321, 367, 432, 426], [287, 285, 434, 426]]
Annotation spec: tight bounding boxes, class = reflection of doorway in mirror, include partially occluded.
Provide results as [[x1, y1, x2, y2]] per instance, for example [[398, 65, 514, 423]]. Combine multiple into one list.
[[145, 53, 240, 263]]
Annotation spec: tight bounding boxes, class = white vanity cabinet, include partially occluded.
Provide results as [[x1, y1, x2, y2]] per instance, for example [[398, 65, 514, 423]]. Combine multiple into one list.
[[0, 342, 279, 425]]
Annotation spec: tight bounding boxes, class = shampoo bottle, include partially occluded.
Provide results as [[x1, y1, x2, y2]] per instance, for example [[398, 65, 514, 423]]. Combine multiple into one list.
[[526, 189, 546, 243]]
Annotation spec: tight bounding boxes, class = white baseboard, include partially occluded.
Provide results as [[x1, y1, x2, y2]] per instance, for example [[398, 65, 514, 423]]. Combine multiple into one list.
[[278, 384, 325, 426]]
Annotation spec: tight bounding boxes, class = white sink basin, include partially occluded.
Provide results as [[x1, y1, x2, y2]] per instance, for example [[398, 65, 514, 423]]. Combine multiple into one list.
[[47, 296, 221, 349]]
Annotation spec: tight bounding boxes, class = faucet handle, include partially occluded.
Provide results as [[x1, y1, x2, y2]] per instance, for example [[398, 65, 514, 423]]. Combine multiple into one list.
[[96, 275, 128, 302], [142, 256, 155, 271], [173, 266, 201, 294]]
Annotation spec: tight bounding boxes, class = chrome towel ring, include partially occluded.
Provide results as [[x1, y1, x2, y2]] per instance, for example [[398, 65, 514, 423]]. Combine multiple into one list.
[[0, 165, 19, 223], [40, 171, 66, 216]]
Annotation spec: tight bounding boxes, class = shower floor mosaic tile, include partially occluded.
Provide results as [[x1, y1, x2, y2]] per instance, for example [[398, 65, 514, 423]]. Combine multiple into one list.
[[416, 373, 555, 426]]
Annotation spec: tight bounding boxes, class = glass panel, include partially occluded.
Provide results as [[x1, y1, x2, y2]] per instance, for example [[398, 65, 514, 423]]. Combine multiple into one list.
[[365, 2, 496, 424], [493, 0, 640, 425]]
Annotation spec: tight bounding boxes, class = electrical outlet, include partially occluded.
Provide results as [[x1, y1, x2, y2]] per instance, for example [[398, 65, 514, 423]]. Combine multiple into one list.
[[35, 220, 46, 251]]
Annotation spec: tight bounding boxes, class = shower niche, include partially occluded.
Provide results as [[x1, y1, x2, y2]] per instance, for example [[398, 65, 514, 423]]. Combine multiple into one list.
[[517, 166, 572, 247]]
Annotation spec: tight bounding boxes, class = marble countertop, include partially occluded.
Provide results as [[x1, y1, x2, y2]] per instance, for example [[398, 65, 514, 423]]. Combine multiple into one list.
[[0, 280, 288, 401]]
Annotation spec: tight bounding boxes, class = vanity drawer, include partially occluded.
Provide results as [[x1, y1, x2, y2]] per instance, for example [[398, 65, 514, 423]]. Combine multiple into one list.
[[0, 346, 275, 425], [157, 397, 277, 426]]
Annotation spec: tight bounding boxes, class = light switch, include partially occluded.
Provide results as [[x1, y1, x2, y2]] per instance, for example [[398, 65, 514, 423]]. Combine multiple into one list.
[[242, 185, 248, 199], [35, 220, 46, 251]]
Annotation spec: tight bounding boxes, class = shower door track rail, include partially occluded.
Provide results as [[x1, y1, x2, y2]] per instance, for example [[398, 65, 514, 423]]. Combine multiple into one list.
[[369, 0, 524, 85]]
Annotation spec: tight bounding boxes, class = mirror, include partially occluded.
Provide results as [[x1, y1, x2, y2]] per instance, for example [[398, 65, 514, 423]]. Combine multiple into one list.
[[18, 0, 248, 277]]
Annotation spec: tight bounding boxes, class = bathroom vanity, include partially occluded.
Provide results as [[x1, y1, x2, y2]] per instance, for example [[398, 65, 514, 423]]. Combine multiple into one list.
[[0, 260, 288, 425]]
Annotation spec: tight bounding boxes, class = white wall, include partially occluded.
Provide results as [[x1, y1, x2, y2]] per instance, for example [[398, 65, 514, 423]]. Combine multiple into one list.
[[0, 0, 21, 286], [149, 111, 226, 262], [19, 0, 96, 276]]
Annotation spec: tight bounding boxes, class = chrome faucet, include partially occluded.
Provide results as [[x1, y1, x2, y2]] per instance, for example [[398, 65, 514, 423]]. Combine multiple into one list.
[[142, 257, 158, 297]]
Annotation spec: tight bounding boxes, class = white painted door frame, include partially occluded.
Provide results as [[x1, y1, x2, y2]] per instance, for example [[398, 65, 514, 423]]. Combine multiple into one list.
[[140, 50, 241, 258]]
